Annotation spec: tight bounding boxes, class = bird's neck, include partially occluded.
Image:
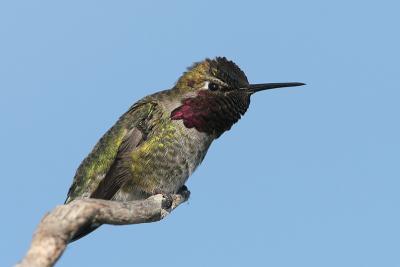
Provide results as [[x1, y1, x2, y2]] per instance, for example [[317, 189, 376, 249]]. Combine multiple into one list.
[[170, 90, 250, 138]]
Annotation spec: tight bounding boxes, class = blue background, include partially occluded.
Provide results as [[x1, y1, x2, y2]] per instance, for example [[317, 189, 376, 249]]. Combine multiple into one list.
[[1, 1, 399, 266]]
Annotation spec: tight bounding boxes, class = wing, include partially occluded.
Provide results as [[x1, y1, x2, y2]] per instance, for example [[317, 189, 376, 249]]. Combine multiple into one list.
[[90, 127, 143, 200], [65, 99, 160, 204]]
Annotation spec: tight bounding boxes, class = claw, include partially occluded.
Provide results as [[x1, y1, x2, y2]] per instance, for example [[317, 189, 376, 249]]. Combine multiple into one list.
[[177, 185, 191, 200], [154, 189, 173, 209], [162, 194, 173, 209]]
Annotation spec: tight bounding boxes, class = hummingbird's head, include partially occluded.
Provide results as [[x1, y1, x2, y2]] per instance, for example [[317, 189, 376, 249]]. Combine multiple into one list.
[[171, 57, 304, 138]]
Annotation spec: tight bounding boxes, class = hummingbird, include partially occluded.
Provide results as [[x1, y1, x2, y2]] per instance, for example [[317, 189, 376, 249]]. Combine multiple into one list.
[[65, 57, 304, 241]]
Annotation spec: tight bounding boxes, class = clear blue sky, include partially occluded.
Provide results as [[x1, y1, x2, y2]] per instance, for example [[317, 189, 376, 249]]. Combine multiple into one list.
[[1, 1, 399, 266]]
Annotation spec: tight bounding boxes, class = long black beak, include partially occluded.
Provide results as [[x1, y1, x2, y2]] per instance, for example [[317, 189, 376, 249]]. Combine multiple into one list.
[[245, 82, 305, 94]]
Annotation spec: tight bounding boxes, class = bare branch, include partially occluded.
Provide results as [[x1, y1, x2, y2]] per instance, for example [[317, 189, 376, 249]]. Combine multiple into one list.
[[16, 190, 190, 267]]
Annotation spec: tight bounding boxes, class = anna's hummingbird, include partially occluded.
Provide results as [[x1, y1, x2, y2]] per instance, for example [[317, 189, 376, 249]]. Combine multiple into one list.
[[65, 57, 304, 241]]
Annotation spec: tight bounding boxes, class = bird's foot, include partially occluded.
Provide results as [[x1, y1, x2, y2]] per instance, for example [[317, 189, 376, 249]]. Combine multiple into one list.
[[177, 185, 191, 201], [154, 186, 191, 209], [154, 189, 174, 209]]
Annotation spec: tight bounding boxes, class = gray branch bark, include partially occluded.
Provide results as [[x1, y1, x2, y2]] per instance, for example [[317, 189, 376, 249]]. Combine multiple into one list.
[[16, 190, 190, 267]]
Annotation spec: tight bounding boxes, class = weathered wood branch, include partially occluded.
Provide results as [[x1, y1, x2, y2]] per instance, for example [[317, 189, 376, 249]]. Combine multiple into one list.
[[16, 190, 190, 267]]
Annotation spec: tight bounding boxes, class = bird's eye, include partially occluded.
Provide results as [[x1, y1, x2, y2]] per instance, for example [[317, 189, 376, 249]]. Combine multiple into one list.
[[208, 82, 219, 91]]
